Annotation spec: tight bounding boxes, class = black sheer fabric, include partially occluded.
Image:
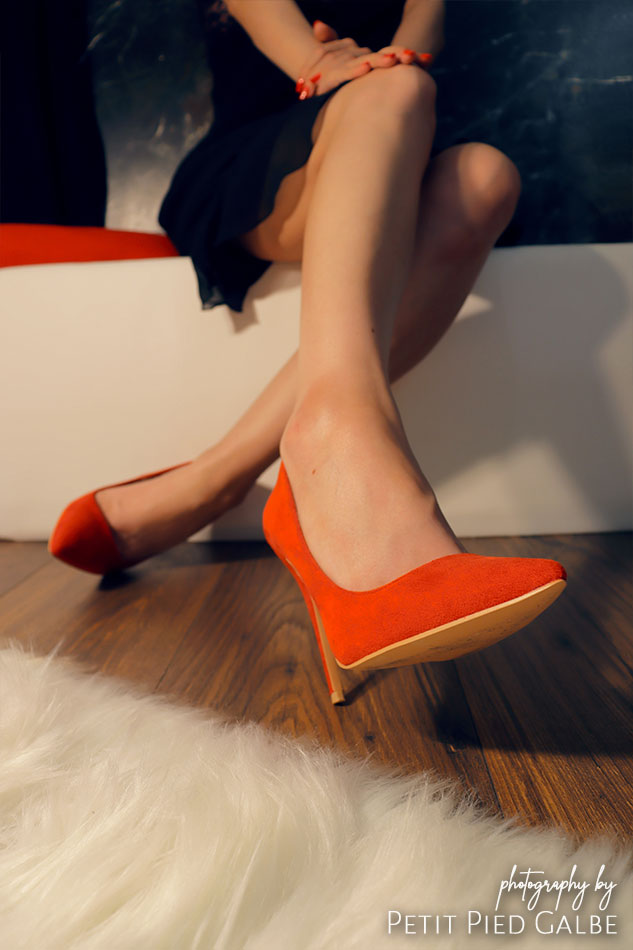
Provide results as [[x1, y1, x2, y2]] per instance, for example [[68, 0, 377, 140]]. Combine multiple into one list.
[[158, 0, 407, 312]]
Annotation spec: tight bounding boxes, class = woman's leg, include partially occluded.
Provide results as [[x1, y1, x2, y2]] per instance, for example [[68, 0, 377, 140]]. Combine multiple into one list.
[[97, 86, 520, 566], [214, 139, 520, 477], [274, 65, 463, 590]]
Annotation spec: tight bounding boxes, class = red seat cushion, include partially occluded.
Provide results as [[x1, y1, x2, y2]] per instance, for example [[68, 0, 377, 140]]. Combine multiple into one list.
[[0, 224, 179, 268]]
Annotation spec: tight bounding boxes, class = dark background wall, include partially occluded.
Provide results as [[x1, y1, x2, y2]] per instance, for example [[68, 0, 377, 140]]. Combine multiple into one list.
[[3, 0, 632, 245], [1, 1, 107, 225], [435, 0, 632, 245]]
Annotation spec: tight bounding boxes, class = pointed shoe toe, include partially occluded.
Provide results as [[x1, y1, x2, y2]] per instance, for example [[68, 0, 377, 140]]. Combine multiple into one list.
[[48, 462, 191, 575], [321, 550, 567, 671], [263, 462, 568, 704], [48, 492, 126, 575]]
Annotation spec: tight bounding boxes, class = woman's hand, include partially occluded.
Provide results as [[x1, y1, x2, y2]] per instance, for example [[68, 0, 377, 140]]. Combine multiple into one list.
[[371, 45, 434, 70], [296, 21, 433, 99], [295, 32, 374, 99]]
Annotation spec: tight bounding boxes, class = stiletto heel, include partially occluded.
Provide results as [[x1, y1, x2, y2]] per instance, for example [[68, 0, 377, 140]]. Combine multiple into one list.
[[262, 462, 568, 703], [285, 563, 345, 704], [48, 462, 191, 575]]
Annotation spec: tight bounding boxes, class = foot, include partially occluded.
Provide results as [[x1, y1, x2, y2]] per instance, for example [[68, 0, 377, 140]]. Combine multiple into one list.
[[279, 385, 467, 591], [95, 448, 253, 565]]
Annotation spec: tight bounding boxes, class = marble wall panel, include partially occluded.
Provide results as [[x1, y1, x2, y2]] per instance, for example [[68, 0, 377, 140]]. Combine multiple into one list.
[[86, 0, 632, 242]]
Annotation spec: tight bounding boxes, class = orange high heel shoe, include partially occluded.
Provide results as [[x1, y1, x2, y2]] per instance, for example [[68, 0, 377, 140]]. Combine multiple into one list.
[[48, 463, 191, 575], [262, 462, 567, 704]]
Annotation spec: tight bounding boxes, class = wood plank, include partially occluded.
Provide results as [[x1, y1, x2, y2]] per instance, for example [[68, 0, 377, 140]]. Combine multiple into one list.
[[1, 534, 630, 841], [0, 541, 51, 595], [0, 542, 230, 690], [454, 533, 633, 839], [158, 551, 501, 813]]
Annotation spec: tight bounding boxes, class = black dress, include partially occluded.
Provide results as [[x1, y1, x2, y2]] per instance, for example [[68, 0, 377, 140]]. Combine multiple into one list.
[[158, 0, 410, 312]]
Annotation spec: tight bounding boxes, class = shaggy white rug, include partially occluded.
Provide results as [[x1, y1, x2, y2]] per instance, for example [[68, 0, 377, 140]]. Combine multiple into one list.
[[0, 642, 630, 950]]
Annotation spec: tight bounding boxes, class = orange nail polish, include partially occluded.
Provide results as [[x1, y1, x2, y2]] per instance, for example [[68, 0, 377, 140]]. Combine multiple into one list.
[[299, 89, 308, 100], [384, 52, 396, 58], [404, 49, 415, 56], [295, 77, 305, 92], [309, 72, 321, 83], [419, 53, 433, 63]]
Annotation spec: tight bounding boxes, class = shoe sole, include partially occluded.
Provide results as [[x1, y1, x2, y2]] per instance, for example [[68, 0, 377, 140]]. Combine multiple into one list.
[[307, 576, 567, 672], [278, 550, 566, 705]]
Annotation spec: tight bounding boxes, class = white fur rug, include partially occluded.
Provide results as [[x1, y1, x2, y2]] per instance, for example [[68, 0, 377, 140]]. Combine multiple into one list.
[[0, 642, 630, 950]]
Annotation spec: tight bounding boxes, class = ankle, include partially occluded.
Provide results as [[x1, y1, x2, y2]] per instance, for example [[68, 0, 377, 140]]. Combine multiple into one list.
[[283, 377, 400, 455], [281, 390, 414, 494]]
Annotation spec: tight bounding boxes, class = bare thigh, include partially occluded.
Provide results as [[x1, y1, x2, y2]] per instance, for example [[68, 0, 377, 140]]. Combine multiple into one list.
[[234, 70, 418, 261], [236, 99, 334, 263], [236, 72, 518, 263]]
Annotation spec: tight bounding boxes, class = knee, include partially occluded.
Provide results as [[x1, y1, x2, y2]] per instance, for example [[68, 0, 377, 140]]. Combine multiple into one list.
[[463, 143, 522, 225], [348, 63, 437, 119], [437, 143, 522, 255]]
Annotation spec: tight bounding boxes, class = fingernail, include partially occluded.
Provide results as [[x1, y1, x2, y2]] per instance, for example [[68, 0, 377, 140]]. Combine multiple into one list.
[[309, 73, 321, 83], [384, 52, 396, 58], [299, 89, 308, 100], [419, 53, 433, 63], [295, 77, 305, 93], [403, 49, 415, 56], [313, 19, 324, 27]]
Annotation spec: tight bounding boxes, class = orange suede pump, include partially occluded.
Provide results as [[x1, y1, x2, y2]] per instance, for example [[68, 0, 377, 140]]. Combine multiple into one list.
[[263, 462, 568, 704], [48, 463, 190, 575]]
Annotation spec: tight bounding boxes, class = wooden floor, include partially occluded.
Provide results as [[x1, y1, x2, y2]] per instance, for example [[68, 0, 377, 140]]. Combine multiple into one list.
[[1, 531, 631, 842]]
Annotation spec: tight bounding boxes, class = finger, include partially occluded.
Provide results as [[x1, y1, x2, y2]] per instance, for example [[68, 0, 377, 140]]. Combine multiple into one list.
[[296, 76, 310, 99], [312, 19, 338, 43], [321, 37, 358, 53], [375, 46, 418, 67], [350, 58, 373, 79], [351, 52, 386, 75], [298, 71, 322, 99]]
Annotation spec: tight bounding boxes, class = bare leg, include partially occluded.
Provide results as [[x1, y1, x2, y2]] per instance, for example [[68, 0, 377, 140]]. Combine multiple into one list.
[[277, 66, 462, 589], [97, 99, 520, 566]]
